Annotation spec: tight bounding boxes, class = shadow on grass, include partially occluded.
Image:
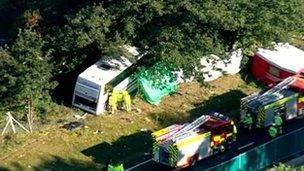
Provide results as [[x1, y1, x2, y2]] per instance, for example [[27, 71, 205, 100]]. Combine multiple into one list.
[[0, 156, 102, 171], [0, 132, 154, 171], [0, 166, 9, 171], [33, 156, 102, 171], [147, 90, 248, 129], [189, 90, 247, 120], [81, 131, 153, 166], [148, 111, 189, 128]]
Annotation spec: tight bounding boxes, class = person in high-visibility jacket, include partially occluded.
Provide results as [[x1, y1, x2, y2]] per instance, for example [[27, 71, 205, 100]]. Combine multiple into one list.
[[274, 115, 283, 134], [116, 90, 124, 109], [231, 121, 237, 141], [108, 91, 118, 114], [268, 126, 278, 138], [268, 115, 283, 138], [108, 163, 124, 171], [122, 91, 131, 112], [243, 113, 253, 130]]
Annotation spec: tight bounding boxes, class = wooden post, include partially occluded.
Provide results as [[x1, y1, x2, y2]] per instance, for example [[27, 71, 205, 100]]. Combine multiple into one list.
[[1, 117, 10, 136], [27, 100, 33, 133], [9, 116, 16, 134]]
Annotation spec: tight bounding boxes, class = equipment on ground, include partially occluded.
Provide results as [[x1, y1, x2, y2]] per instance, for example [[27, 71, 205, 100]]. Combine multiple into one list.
[[152, 112, 237, 168], [240, 75, 304, 137], [61, 121, 84, 131], [1, 112, 30, 135]]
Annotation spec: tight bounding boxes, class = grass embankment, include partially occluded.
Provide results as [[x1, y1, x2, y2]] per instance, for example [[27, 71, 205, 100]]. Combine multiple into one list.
[[0, 75, 260, 170]]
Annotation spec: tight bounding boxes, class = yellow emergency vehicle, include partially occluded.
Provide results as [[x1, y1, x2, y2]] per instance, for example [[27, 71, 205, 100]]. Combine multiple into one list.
[[152, 112, 237, 168]]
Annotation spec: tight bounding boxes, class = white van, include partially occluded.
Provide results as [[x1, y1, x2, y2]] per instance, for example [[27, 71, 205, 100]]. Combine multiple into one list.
[[72, 46, 140, 114]]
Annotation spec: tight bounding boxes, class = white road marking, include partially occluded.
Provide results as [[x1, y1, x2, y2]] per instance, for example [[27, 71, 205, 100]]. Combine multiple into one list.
[[238, 142, 255, 150], [125, 159, 153, 171]]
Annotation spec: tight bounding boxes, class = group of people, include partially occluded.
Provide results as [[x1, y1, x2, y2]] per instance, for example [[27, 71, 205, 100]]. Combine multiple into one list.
[[108, 90, 132, 114], [243, 112, 283, 137]]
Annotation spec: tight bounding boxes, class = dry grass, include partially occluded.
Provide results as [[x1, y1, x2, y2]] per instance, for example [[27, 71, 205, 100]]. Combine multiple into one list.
[[0, 74, 260, 170]]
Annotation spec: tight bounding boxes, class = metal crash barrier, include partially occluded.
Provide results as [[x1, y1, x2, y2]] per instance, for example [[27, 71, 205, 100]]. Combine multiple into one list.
[[207, 127, 304, 171]]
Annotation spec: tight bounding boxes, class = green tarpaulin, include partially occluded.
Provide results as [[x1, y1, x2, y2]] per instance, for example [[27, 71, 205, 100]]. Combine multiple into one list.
[[137, 65, 177, 105]]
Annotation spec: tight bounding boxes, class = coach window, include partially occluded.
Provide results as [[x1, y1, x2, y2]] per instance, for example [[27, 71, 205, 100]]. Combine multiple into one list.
[[269, 66, 280, 77]]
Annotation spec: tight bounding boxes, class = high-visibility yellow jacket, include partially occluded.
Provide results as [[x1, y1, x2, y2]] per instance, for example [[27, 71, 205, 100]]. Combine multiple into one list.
[[108, 164, 124, 171]]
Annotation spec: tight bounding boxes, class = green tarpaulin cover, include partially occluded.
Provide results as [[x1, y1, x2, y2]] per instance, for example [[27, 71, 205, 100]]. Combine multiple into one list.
[[137, 64, 177, 105]]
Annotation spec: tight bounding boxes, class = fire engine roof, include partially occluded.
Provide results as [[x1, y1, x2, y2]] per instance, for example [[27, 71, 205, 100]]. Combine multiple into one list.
[[256, 43, 304, 73], [203, 117, 229, 129]]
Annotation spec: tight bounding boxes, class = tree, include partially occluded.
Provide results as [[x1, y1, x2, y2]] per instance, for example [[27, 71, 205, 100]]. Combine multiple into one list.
[[0, 48, 17, 108], [3, 1, 304, 79], [106, 0, 304, 78], [2, 0, 303, 112], [49, 4, 121, 75], [9, 28, 55, 120]]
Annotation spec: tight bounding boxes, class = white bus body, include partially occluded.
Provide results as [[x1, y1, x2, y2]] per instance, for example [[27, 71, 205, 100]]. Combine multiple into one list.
[[72, 46, 140, 114]]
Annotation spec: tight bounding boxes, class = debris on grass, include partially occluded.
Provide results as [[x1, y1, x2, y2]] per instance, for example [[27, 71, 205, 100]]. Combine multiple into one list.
[[61, 121, 84, 131], [144, 117, 151, 123], [139, 128, 151, 132], [133, 108, 142, 113], [74, 113, 91, 120], [93, 130, 104, 134]]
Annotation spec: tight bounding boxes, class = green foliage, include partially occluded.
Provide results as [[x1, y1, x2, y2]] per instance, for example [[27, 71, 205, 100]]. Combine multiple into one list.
[[44, 0, 304, 78], [0, 48, 17, 107], [49, 4, 129, 74], [62, 4, 112, 50], [137, 63, 176, 89], [108, 0, 304, 76], [272, 163, 304, 171], [0, 48, 16, 122], [8, 28, 55, 117]]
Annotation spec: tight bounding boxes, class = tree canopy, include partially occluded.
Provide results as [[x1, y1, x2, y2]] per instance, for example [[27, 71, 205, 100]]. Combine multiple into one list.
[[50, 0, 304, 76], [0, 28, 54, 118], [0, 0, 304, 117]]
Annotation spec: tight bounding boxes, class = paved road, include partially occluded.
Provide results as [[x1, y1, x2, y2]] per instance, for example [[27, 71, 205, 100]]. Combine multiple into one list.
[[127, 118, 304, 171], [286, 153, 304, 168]]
